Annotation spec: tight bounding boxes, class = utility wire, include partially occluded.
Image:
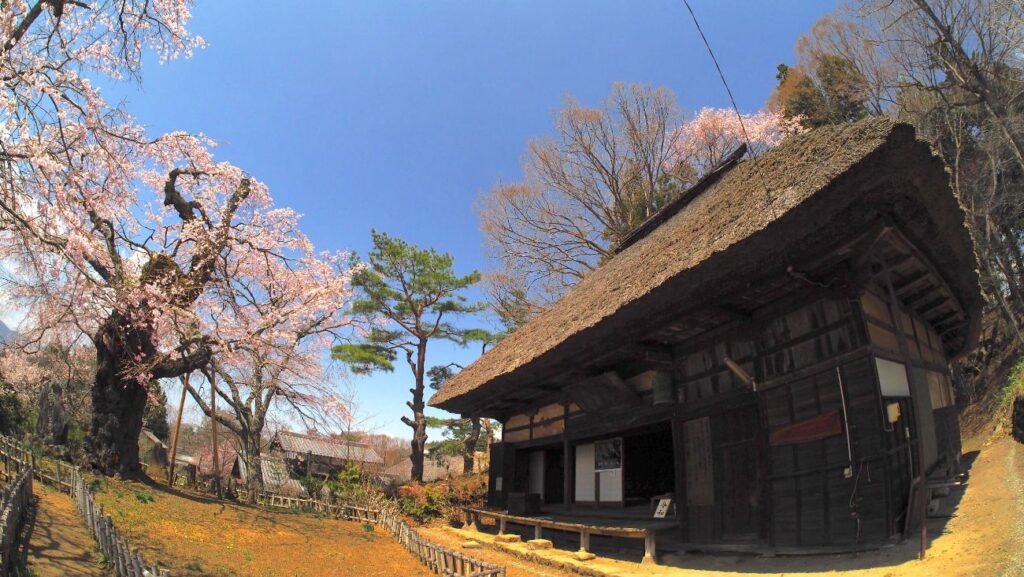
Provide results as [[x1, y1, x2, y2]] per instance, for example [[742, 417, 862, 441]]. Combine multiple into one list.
[[681, 0, 777, 218]]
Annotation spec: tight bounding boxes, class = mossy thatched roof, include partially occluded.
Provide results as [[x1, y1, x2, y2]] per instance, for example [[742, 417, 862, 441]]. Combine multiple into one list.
[[431, 118, 982, 414]]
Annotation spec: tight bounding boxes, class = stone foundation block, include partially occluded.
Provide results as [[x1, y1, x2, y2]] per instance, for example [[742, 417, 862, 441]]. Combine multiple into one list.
[[572, 550, 596, 561], [526, 539, 553, 550]]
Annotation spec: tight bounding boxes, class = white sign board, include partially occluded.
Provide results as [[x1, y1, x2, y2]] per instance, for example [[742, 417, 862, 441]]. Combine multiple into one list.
[[876, 357, 910, 397], [653, 498, 672, 519]]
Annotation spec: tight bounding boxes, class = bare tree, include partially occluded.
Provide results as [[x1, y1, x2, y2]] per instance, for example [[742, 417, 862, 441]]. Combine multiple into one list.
[[480, 84, 798, 330], [772, 1, 1024, 397], [478, 83, 682, 321]]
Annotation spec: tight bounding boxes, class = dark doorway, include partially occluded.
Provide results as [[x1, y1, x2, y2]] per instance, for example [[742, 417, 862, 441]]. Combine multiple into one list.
[[544, 447, 565, 504], [623, 422, 675, 507], [716, 404, 763, 541], [679, 402, 765, 544], [513, 450, 530, 493]]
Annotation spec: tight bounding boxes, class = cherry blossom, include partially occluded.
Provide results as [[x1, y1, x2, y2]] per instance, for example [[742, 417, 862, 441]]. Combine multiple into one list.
[[0, 1, 353, 475], [671, 107, 806, 175]]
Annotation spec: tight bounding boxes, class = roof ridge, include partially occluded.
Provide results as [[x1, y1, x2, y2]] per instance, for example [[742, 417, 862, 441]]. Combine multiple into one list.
[[278, 430, 370, 447], [613, 143, 747, 253]]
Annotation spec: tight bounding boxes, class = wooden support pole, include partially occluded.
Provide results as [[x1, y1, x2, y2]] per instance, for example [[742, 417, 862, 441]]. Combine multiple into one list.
[[563, 403, 572, 512], [642, 532, 657, 565], [168, 373, 190, 485], [210, 371, 222, 498]]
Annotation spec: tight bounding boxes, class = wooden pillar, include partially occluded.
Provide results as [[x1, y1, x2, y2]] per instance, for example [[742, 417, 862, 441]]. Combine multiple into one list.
[[210, 371, 222, 498], [168, 373, 190, 485], [642, 531, 657, 565], [562, 403, 572, 512], [670, 416, 688, 541]]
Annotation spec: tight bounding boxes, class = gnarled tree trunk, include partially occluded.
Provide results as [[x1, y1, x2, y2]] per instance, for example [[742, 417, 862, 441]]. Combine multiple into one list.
[[462, 417, 482, 475], [87, 313, 152, 476]]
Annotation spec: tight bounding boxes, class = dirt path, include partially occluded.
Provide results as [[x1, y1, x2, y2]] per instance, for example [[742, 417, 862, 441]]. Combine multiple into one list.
[[22, 484, 108, 577], [421, 526, 576, 577]]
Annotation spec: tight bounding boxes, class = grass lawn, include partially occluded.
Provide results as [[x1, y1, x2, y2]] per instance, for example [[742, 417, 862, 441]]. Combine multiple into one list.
[[92, 476, 432, 577]]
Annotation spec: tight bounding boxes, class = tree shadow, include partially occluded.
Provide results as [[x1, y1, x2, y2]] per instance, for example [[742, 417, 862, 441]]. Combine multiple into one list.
[[18, 491, 106, 576]]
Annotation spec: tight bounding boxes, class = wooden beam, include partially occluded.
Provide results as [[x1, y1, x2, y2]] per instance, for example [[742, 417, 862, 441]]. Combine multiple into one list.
[[917, 296, 952, 316], [894, 270, 931, 294], [904, 284, 942, 307], [928, 310, 959, 327]]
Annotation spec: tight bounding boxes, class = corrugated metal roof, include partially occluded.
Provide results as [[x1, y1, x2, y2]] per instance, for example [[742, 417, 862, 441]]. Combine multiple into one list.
[[140, 428, 167, 448], [258, 456, 307, 497], [273, 431, 383, 464]]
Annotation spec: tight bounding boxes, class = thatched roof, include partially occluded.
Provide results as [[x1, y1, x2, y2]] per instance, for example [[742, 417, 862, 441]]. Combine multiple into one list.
[[430, 118, 982, 415]]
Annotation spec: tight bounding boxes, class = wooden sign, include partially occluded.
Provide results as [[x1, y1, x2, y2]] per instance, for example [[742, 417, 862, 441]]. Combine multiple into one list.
[[769, 410, 843, 446], [653, 498, 672, 518]]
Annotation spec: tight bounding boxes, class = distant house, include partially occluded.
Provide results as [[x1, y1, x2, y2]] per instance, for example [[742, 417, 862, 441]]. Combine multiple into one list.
[[232, 454, 307, 497], [138, 428, 169, 467], [269, 431, 384, 477]]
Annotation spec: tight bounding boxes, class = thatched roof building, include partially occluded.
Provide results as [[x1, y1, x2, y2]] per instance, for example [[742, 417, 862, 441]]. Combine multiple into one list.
[[430, 118, 981, 557], [431, 118, 980, 417]]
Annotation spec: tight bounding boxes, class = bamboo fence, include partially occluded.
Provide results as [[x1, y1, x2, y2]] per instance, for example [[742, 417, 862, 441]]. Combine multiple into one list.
[[259, 491, 506, 577], [0, 467, 32, 575], [0, 435, 506, 577], [0, 436, 169, 577]]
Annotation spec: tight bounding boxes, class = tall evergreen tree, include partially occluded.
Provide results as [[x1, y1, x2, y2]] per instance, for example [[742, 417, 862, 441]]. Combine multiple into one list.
[[143, 383, 171, 442], [333, 232, 483, 482]]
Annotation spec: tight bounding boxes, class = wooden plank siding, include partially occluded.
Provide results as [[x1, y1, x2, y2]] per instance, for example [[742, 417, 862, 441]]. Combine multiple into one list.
[[484, 291, 959, 550]]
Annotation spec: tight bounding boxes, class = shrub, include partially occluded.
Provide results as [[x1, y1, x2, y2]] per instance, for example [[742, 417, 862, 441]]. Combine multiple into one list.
[[397, 482, 446, 523], [0, 392, 30, 437]]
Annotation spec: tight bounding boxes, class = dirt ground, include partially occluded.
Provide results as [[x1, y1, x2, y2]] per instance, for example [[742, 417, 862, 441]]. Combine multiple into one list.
[[22, 484, 108, 577], [16, 435, 1021, 577], [91, 478, 431, 577], [427, 435, 1024, 577]]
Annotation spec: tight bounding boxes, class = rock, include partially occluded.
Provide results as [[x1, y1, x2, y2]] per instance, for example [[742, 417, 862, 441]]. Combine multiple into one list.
[[572, 550, 596, 561], [1013, 393, 1024, 444], [461, 540, 481, 549], [526, 539, 553, 550], [35, 382, 68, 446], [494, 534, 521, 543]]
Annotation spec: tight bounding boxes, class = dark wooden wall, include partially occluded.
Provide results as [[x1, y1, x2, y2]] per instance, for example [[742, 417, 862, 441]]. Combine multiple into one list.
[[761, 356, 891, 547], [487, 293, 957, 551], [487, 442, 516, 508]]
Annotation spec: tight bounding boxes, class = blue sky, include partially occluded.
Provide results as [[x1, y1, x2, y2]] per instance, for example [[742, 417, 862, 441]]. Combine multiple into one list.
[[115, 0, 836, 438]]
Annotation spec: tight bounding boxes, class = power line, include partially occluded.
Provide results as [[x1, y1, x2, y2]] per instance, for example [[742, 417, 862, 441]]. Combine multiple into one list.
[[680, 0, 777, 217]]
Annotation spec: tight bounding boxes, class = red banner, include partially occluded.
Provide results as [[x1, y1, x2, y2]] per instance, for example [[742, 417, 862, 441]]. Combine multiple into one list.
[[770, 410, 844, 446]]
